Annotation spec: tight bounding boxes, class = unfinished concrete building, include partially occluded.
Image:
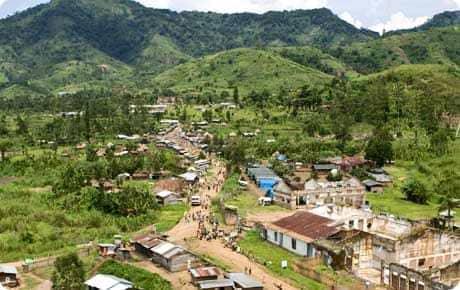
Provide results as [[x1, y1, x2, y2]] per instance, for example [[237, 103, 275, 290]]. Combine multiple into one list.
[[273, 178, 366, 209]]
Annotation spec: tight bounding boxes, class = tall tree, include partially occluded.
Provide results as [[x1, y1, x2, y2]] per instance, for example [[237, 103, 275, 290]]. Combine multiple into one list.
[[51, 253, 85, 290]]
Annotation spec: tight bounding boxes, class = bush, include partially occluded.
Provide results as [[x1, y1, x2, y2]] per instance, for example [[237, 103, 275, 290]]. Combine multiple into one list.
[[402, 178, 431, 204], [97, 260, 172, 290]]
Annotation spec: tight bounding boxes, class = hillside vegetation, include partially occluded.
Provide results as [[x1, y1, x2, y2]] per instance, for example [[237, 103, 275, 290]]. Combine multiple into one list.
[[152, 48, 333, 96]]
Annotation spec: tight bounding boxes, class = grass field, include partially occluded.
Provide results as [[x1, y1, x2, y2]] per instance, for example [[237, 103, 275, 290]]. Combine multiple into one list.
[[238, 231, 326, 290]]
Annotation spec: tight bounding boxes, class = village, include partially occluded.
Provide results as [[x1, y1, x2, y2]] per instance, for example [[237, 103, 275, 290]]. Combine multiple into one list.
[[0, 94, 459, 290]]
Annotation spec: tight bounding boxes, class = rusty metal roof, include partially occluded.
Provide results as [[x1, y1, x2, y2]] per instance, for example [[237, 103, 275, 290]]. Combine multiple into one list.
[[190, 267, 220, 278], [272, 211, 339, 242]]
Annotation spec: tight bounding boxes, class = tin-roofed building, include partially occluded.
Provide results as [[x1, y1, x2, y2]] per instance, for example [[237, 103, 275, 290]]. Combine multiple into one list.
[[226, 273, 264, 290], [261, 211, 339, 257], [85, 274, 134, 290], [0, 265, 18, 287], [198, 279, 234, 290], [190, 267, 220, 285]]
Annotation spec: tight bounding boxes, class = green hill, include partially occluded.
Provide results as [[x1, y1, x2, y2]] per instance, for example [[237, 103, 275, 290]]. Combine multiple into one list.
[[267, 46, 359, 78], [152, 48, 333, 96], [331, 27, 460, 74]]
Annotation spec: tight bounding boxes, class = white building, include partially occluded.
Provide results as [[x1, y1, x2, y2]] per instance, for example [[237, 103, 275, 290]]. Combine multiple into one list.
[[261, 211, 339, 257], [85, 274, 133, 290]]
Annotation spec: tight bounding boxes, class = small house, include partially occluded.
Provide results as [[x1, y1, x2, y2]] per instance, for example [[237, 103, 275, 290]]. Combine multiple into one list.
[[198, 279, 234, 290], [190, 267, 220, 285], [179, 172, 199, 184], [0, 265, 18, 287], [261, 211, 339, 257], [363, 179, 384, 193], [226, 273, 264, 290], [151, 241, 197, 272], [98, 244, 117, 257], [312, 163, 338, 174], [156, 191, 183, 205], [132, 234, 164, 258], [85, 274, 134, 290]]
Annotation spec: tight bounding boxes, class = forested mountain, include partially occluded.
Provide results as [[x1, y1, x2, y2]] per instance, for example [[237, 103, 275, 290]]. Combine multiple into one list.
[[0, 0, 459, 97]]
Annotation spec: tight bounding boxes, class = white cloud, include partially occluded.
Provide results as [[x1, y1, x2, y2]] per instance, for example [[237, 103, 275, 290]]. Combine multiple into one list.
[[0, 0, 6, 6], [370, 12, 429, 34], [339, 11, 362, 28], [136, 0, 328, 13], [452, 0, 460, 8]]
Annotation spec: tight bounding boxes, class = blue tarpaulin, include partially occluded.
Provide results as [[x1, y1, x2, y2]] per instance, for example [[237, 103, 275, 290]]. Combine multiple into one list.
[[258, 178, 278, 191]]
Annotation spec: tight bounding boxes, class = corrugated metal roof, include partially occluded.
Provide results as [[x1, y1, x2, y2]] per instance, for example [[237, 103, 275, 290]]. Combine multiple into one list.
[[0, 265, 17, 274], [199, 279, 234, 289], [227, 273, 263, 288], [152, 241, 176, 255], [84, 274, 133, 290], [162, 246, 185, 259], [190, 267, 220, 278], [271, 211, 339, 242]]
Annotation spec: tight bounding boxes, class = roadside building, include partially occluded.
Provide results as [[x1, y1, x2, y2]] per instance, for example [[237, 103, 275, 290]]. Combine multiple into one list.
[[156, 190, 183, 205], [98, 244, 117, 257], [85, 274, 134, 290], [179, 172, 199, 184], [226, 273, 264, 290], [273, 178, 365, 209], [261, 211, 339, 257], [190, 267, 220, 285], [150, 241, 197, 272], [198, 279, 234, 290], [0, 265, 18, 287]]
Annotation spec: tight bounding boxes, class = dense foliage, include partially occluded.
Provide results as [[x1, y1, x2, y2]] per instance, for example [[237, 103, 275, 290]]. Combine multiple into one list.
[[51, 253, 85, 290], [97, 260, 173, 290]]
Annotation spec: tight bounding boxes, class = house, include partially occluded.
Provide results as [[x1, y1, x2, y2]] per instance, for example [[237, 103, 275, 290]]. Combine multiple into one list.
[[328, 155, 370, 172], [0, 265, 18, 287], [246, 166, 281, 191], [198, 279, 234, 290], [156, 191, 183, 205], [84, 274, 134, 290], [225, 273, 264, 290], [150, 241, 197, 272], [179, 172, 199, 184], [132, 234, 164, 257], [157, 96, 178, 106], [363, 179, 385, 193], [273, 178, 366, 209], [98, 244, 117, 257], [190, 267, 220, 285], [261, 211, 339, 257], [312, 163, 338, 174]]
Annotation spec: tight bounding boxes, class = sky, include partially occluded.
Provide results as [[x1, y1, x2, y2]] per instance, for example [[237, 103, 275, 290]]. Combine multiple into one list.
[[0, 0, 459, 33]]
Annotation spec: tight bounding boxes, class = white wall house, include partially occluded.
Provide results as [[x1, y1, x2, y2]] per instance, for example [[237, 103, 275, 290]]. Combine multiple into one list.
[[261, 211, 339, 257]]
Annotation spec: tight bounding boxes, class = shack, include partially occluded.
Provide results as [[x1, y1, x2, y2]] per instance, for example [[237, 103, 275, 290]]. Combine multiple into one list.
[[0, 265, 18, 287], [156, 191, 183, 205], [226, 273, 264, 290], [198, 279, 234, 290], [150, 241, 197, 272], [190, 267, 220, 285], [85, 274, 134, 290]]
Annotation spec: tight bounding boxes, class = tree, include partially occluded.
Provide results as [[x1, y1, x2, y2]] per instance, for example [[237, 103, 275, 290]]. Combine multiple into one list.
[[103, 183, 157, 216], [0, 139, 13, 161], [437, 173, 460, 229], [365, 130, 394, 167], [51, 253, 85, 290], [402, 178, 431, 204], [233, 87, 240, 105], [430, 128, 450, 156]]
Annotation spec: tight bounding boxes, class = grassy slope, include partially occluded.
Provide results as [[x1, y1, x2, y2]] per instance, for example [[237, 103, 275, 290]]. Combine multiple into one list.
[[355, 63, 460, 98], [368, 140, 460, 221], [267, 46, 359, 78], [152, 48, 333, 96], [336, 27, 460, 74]]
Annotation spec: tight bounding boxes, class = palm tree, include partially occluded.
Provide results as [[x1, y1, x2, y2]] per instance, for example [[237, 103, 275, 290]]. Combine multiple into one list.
[[438, 194, 459, 230]]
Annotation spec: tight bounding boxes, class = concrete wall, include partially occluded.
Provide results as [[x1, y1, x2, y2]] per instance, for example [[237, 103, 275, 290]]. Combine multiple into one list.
[[265, 228, 314, 257]]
